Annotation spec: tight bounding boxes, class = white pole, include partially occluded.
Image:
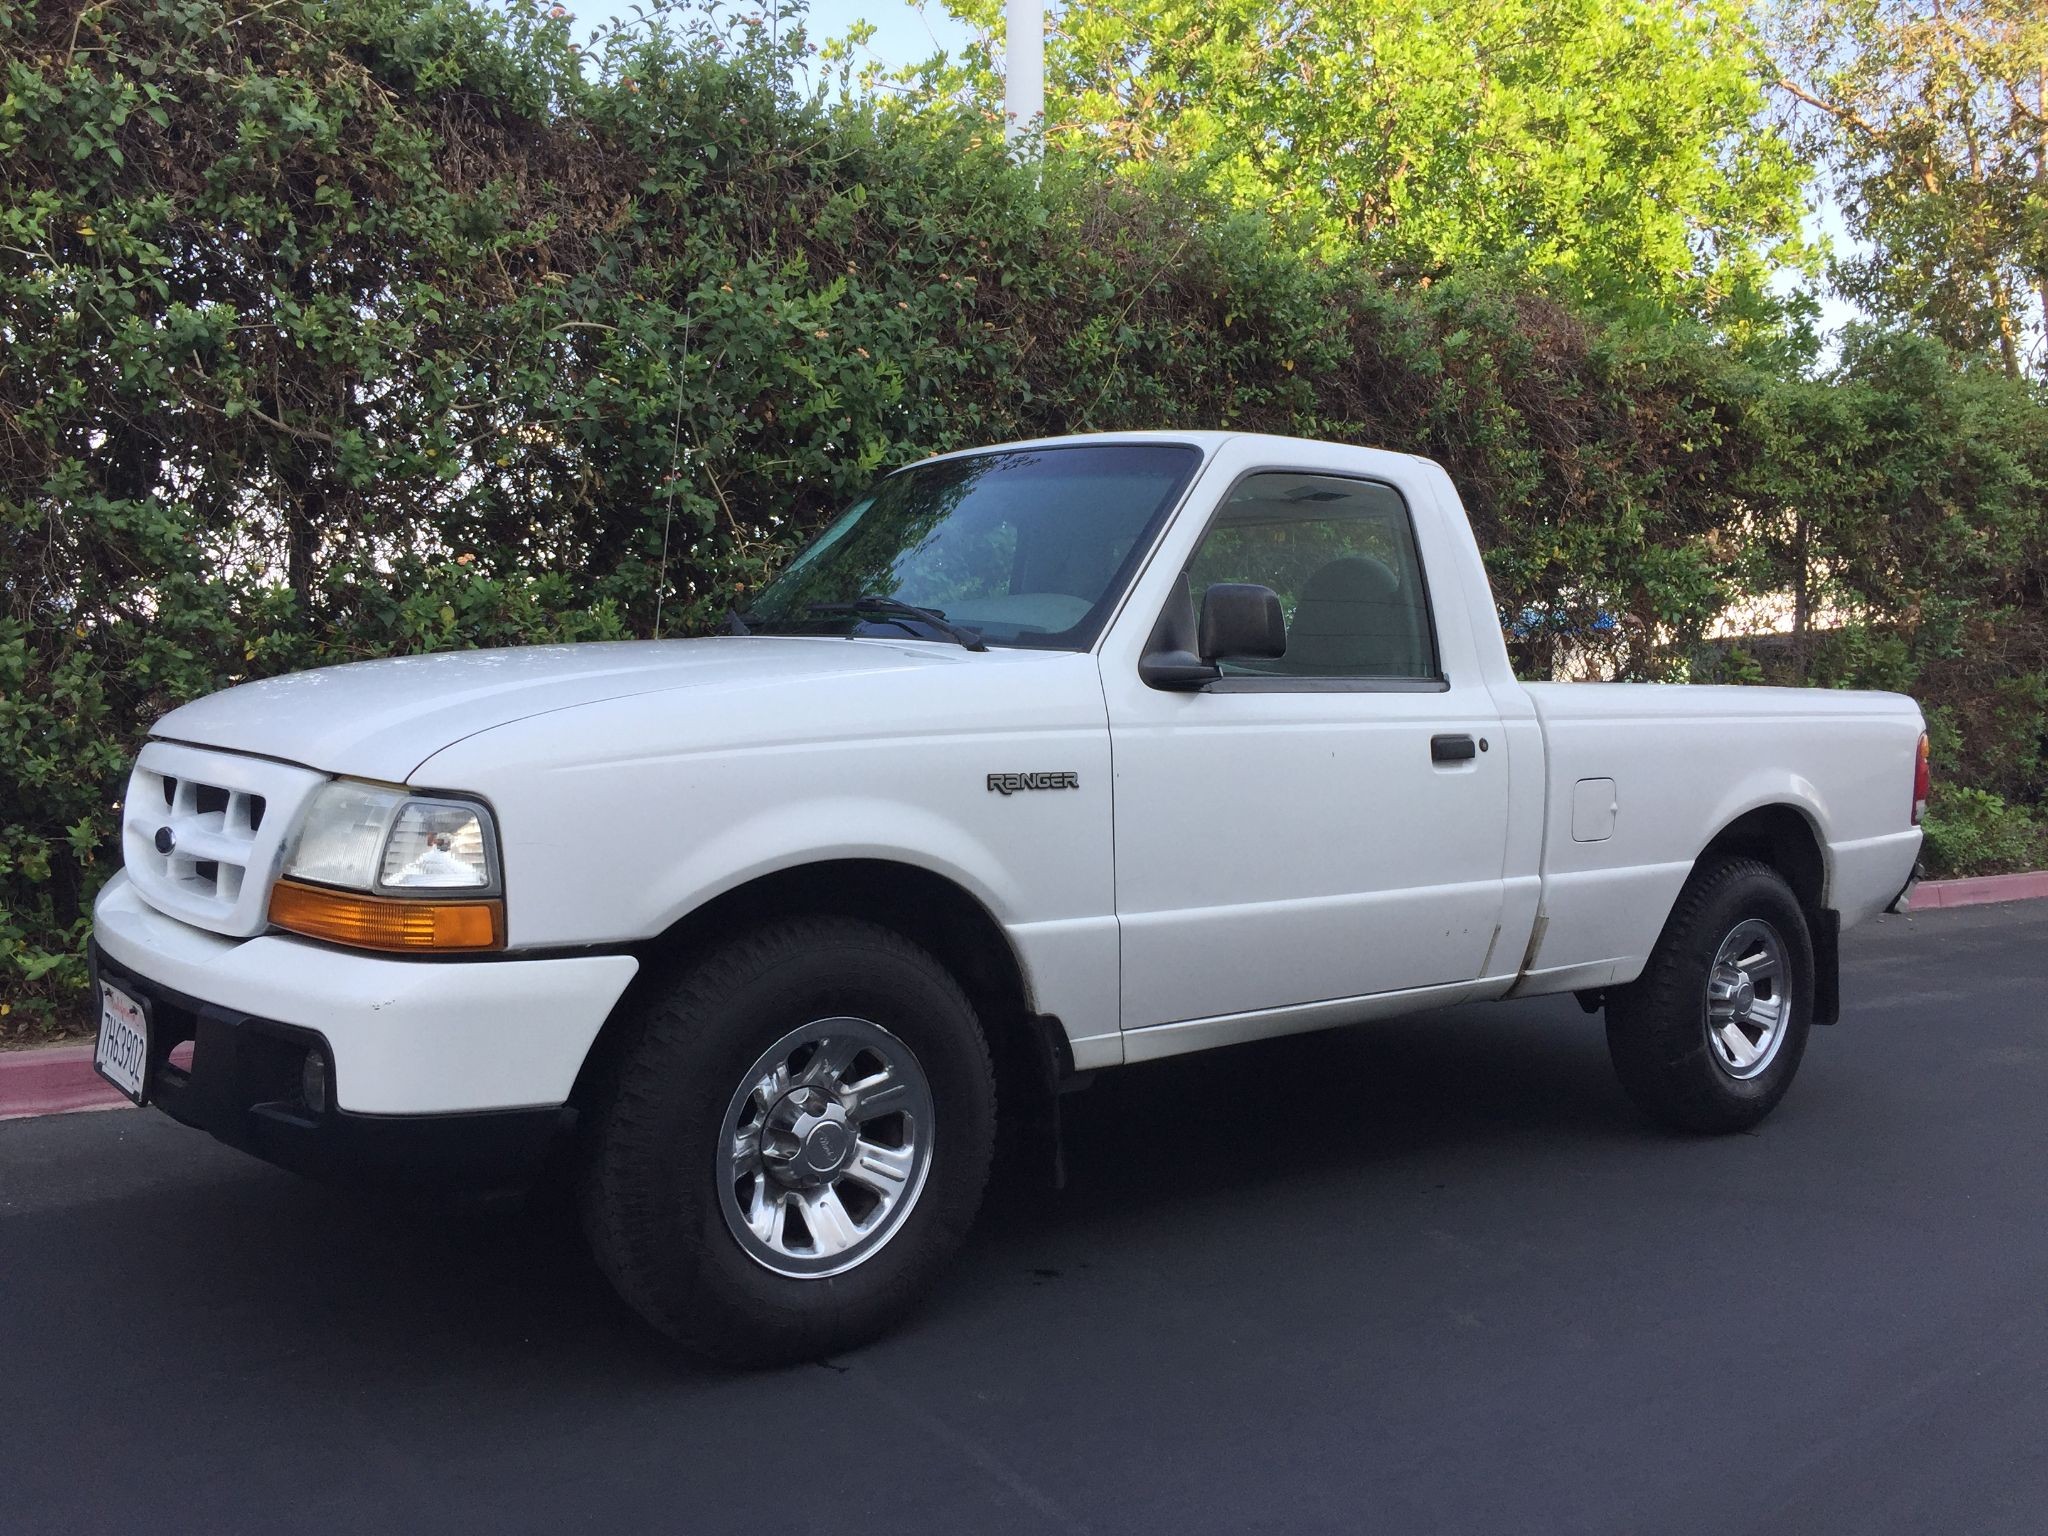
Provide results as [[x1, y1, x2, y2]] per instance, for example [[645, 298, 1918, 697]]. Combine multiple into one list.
[[1005, 0, 1044, 146]]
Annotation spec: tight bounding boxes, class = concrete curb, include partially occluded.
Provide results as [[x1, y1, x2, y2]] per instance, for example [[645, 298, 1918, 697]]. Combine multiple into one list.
[[2, 870, 2042, 1123]]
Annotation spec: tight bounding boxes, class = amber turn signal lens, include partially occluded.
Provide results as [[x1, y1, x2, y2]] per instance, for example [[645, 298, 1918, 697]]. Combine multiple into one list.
[[268, 880, 505, 952]]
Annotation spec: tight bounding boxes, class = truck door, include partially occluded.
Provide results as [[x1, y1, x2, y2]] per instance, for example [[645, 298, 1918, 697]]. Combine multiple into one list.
[[1101, 460, 1512, 1035]]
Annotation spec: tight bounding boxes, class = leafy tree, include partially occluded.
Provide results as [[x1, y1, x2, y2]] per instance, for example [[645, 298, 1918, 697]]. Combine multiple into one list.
[[1772, 0, 2048, 378], [2, 0, 2044, 1038], [907, 0, 1812, 331]]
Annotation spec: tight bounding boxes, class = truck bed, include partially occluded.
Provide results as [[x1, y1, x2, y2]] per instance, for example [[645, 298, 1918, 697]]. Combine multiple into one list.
[[1513, 682, 1924, 995]]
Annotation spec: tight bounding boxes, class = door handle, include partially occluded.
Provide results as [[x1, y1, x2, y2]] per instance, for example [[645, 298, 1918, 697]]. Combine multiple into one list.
[[1431, 734, 1477, 763]]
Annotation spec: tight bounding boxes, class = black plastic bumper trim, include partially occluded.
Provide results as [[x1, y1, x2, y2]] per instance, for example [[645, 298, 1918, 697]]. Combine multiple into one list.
[[88, 940, 573, 1188]]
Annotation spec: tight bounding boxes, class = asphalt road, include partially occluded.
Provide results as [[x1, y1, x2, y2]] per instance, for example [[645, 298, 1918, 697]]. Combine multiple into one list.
[[4, 902, 2045, 1536]]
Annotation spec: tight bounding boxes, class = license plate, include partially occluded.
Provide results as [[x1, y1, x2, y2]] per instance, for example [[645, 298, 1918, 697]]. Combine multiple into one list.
[[94, 980, 150, 1105]]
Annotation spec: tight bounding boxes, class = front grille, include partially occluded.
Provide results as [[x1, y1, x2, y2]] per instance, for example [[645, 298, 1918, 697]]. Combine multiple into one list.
[[122, 741, 328, 938]]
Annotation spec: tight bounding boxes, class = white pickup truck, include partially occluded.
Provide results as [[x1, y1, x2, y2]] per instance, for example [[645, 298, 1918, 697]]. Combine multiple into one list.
[[90, 432, 1926, 1362]]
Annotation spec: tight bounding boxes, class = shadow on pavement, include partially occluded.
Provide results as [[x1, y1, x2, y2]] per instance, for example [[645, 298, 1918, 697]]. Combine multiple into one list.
[[6, 992, 1628, 1389]]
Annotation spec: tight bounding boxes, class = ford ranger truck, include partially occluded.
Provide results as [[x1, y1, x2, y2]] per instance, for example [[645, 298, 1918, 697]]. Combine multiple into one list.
[[88, 432, 1927, 1364]]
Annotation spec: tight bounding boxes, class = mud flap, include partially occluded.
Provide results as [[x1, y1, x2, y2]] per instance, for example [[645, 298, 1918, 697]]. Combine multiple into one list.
[[1812, 909, 1841, 1025]]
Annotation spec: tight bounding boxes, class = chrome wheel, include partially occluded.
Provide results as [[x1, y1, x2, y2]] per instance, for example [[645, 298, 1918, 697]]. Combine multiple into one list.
[[1704, 918, 1791, 1080], [716, 1016, 935, 1279]]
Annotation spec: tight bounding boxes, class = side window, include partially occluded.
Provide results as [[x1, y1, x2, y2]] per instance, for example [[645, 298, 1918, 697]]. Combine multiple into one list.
[[1182, 472, 1440, 681]]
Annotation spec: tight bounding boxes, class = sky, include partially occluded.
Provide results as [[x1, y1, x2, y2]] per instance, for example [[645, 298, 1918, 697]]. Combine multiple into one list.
[[571, 0, 974, 73]]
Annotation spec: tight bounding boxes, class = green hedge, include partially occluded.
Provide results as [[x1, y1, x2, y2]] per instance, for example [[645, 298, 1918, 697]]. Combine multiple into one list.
[[4, 0, 2045, 1036], [1920, 789, 2047, 880]]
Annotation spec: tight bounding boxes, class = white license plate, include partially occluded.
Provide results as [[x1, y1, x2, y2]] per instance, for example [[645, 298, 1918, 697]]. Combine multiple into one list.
[[95, 980, 150, 1105]]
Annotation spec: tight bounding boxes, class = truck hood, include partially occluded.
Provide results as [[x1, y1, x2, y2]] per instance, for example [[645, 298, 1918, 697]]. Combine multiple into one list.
[[152, 636, 1008, 784]]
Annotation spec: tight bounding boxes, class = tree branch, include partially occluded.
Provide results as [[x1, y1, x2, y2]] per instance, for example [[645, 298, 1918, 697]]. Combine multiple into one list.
[[1772, 75, 1889, 143]]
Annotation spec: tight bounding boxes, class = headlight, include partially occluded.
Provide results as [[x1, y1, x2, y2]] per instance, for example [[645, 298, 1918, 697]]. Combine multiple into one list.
[[284, 781, 498, 894], [271, 780, 503, 952]]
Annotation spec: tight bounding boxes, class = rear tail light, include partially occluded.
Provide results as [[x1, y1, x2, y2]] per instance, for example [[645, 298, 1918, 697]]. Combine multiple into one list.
[[1912, 732, 1931, 826]]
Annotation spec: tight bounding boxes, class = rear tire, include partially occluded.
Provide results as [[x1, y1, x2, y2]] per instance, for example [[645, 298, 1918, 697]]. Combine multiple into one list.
[[579, 918, 996, 1365], [1605, 857, 1814, 1134]]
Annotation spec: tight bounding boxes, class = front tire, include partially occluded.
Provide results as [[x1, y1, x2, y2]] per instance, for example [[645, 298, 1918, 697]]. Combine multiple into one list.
[[580, 918, 996, 1365], [1605, 857, 1814, 1134]]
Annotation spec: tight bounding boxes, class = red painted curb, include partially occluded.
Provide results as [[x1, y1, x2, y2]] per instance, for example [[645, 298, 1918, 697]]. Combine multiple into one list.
[[0, 1042, 130, 1122], [1912, 870, 2048, 911], [0, 1039, 196, 1123]]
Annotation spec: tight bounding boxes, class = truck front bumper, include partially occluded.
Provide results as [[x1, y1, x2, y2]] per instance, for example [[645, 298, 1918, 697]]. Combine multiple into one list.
[[89, 872, 640, 1186]]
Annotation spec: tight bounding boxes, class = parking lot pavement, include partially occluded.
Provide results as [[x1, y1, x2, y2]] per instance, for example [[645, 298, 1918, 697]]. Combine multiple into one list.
[[3, 901, 2044, 1536]]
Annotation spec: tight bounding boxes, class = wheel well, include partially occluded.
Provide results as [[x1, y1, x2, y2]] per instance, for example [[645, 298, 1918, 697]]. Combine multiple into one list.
[[1694, 804, 1840, 1025], [573, 860, 1065, 1153], [648, 859, 1031, 1016], [1697, 805, 1826, 916]]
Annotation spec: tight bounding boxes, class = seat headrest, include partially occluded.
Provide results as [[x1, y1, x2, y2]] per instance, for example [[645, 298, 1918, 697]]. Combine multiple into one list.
[[1301, 554, 1401, 605]]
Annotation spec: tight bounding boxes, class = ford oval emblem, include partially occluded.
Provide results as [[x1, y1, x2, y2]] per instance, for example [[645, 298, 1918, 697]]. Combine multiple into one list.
[[154, 825, 176, 855]]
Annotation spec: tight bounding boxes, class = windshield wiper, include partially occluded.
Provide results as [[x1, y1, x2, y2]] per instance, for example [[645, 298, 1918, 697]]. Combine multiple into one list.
[[806, 595, 988, 652]]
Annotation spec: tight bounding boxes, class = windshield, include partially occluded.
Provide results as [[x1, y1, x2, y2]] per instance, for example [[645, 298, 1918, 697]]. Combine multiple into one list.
[[741, 443, 1202, 651]]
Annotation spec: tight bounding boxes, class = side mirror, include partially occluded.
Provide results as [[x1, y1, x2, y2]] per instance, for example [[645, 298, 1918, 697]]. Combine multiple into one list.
[[1198, 583, 1287, 662], [1138, 573, 1219, 691]]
